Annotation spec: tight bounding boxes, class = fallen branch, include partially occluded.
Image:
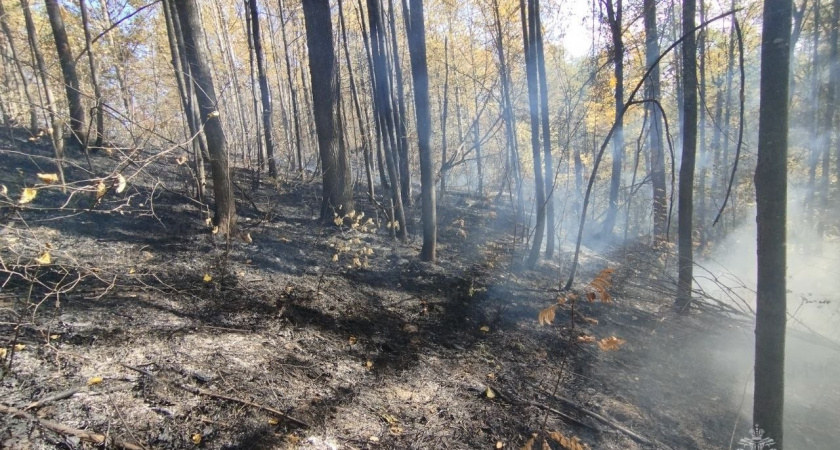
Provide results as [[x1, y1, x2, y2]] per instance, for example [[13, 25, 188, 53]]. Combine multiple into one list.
[[24, 387, 80, 410], [121, 363, 310, 429], [548, 393, 652, 446], [0, 403, 145, 450], [525, 401, 595, 430]]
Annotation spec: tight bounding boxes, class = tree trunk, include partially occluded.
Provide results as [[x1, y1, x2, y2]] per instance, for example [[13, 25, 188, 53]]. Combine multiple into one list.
[[248, 0, 277, 178], [277, 0, 304, 172], [387, 0, 411, 205], [523, 0, 546, 269], [697, 1, 708, 250], [174, 0, 237, 235], [603, 0, 624, 239], [440, 36, 450, 198], [754, 0, 791, 446], [20, 0, 64, 187], [819, 0, 839, 236], [302, 0, 356, 221], [102, 0, 136, 127], [0, 0, 37, 132], [534, 0, 555, 258], [79, 0, 104, 149], [245, 0, 265, 183], [645, 0, 667, 243], [404, 0, 436, 261], [45, 0, 87, 147], [676, 0, 698, 311]]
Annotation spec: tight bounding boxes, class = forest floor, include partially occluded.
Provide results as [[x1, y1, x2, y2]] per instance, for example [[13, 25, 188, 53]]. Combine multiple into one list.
[[1, 131, 838, 450]]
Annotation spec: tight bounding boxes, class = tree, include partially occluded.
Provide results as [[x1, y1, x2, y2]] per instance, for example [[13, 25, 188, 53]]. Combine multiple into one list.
[[44, 0, 87, 146], [79, 0, 104, 149], [0, 0, 37, 132], [644, 0, 667, 242], [602, 0, 625, 239], [247, 0, 277, 179], [753, 0, 792, 446], [676, 0, 698, 311], [534, 0, 555, 258], [174, 0, 237, 235], [403, 0, 436, 261], [302, 0, 355, 221]]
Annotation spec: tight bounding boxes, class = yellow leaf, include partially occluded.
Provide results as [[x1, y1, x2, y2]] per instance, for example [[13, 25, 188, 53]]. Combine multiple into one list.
[[348, 336, 357, 345], [37, 173, 59, 184], [87, 376, 103, 386], [365, 360, 373, 369], [0, 348, 6, 358], [19, 188, 37, 205], [334, 216, 343, 226], [50, 334, 59, 340], [496, 441, 505, 449], [332, 254, 339, 262], [176, 155, 187, 165], [115, 174, 127, 193], [207, 110, 220, 119], [95, 181, 107, 199], [521, 434, 536, 450], [268, 418, 279, 425], [538, 305, 557, 325], [369, 436, 379, 442], [1, 184, 7, 196], [480, 325, 490, 332], [239, 231, 252, 244], [129, 268, 136, 274], [13, 344, 25, 351], [577, 335, 596, 343], [35, 252, 51, 265], [485, 387, 496, 398], [203, 274, 212, 282], [192, 433, 202, 444]]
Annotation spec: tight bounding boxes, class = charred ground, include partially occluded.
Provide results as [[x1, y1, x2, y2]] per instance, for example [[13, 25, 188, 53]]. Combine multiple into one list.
[[0, 133, 833, 449]]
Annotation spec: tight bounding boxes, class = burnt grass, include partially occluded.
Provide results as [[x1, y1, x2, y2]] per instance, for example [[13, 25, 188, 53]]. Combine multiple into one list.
[[0, 130, 804, 449]]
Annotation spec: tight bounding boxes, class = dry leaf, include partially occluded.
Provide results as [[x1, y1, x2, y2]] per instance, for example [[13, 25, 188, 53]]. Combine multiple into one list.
[[0, 348, 6, 358], [37, 173, 59, 184], [267, 418, 279, 425], [176, 155, 187, 165], [365, 360, 373, 369], [369, 436, 379, 442], [538, 305, 557, 325], [480, 325, 490, 332], [577, 335, 596, 343], [19, 188, 37, 205], [485, 387, 496, 399], [95, 181, 107, 199], [35, 252, 51, 265], [598, 336, 626, 352], [389, 425, 403, 435], [331, 254, 339, 262], [50, 334, 59, 340], [191, 433, 202, 444], [521, 434, 536, 450], [1, 184, 7, 196], [348, 336, 357, 345], [13, 344, 25, 351], [87, 377, 103, 386], [115, 174, 127, 193], [203, 274, 212, 282], [496, 441, 504, 449], [239, 231, 252, 244]]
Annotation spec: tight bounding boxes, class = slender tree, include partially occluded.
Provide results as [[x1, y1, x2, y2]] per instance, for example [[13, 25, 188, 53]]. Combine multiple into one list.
[[754, 0, 792, 445], [403, 0, 436, 261], [79, 0, 104, 149], [603, 0, 624, 239], [0, 0, 37, 132], [645, 0, 667, 242], [523, 0, 546, 269], [248, 0, 278, 178], [534, 0, 555, 258], [44, 0, 87, 147], [302, 0, 355, 221], [676, 0, 698, 310], [174, 0, 237, 234]]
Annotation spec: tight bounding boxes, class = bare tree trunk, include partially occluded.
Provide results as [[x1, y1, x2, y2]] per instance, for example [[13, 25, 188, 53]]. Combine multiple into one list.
[[404, 0, 436, 261], [339, 0, 374, 199], [523, 0, 546, 269], [302, 0, 356, 221], [603, 0, 624, 239], [697, 0, 708, 250], [212, 1, 251, 166], [534, 0, 555, 258], [20, 0, 64, 188], [45, 0, 87, 147], [248, 0, 277, 178], [388, 0, 411, 205], [645, 0, 667, 242], [440, 36, 450, 198], [818, 0, 839, 236], [277, 0, 304, 172], [245, 0, 265, 184], [0, 0, 38, 132], [79, 0, 104, 149], [102, 1, 136, 127], [174, 0, 237, 234], [754, 0, 791, 445], [676, 0, 698, 310]]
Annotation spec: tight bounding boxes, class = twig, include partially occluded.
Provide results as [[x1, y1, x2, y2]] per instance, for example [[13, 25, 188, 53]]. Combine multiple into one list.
[[121, 363, 311, 429], [0, 403, 145, 450], [526, 401, 594, 430], [24, 387, 80, 410], [539, 390, 653, 446]]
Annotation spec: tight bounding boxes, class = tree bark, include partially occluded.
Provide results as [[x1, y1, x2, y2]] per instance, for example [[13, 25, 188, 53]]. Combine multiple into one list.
[[302, 0, 356, 221], [676, 0, 698, 310], [45, 0, 87, 147], [603, 0, 624, 239], [819, 0, 839, 236], [388, 0, 411, 205], [174, 0, 237, 234], [523, 0, 546, 269], [79, 0, 104, 149], [754, 0, 791, 446], [645, 0, 667, 242], [534, 0, 555, 258], [404, 0, 436, 261]]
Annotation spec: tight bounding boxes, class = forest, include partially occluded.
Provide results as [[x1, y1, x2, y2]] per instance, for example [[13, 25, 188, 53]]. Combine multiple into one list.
[[0, 0, 837, 448]]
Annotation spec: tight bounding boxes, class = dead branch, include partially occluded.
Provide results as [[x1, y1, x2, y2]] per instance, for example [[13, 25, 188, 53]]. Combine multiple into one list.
[[24, 387, 80, 410], [121, 363, 311, 429], [0, 403, 145, 450]]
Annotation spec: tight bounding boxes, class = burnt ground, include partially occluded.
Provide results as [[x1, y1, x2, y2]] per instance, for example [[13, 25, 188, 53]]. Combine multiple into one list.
[[1, 131, 838, 450]]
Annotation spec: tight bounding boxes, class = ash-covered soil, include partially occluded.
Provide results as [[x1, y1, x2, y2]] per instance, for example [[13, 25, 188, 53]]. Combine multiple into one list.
[[1, 131, 836, 449]]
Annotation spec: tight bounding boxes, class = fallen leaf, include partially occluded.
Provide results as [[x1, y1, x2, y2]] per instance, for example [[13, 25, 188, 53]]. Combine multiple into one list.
[[348, 336, 357, 345], [203, 274, 212, 282], [13, 344, 25, 351], [192, 433, 202, 444], [485, 387, 496, 399], [577, 335, 596, 343], [19, 188, 37, 205], [268, 418, 279, 425], [115, 174, 127, 193], [496, 441, 505, 449], [480, 325, 490, 332], [1, 184, 7, 196], [87, 377, 103, 386], [365, 360, 373, 369], [50, 334, 59, 340], [369, 436, 379, 442], [35, 252, 51, 265], [129, 268, 136, 274], [37, 173, 60, 184], [598, 336, 626, 352], [95, 181, 107, 199], [0, 348, 6, 358]]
